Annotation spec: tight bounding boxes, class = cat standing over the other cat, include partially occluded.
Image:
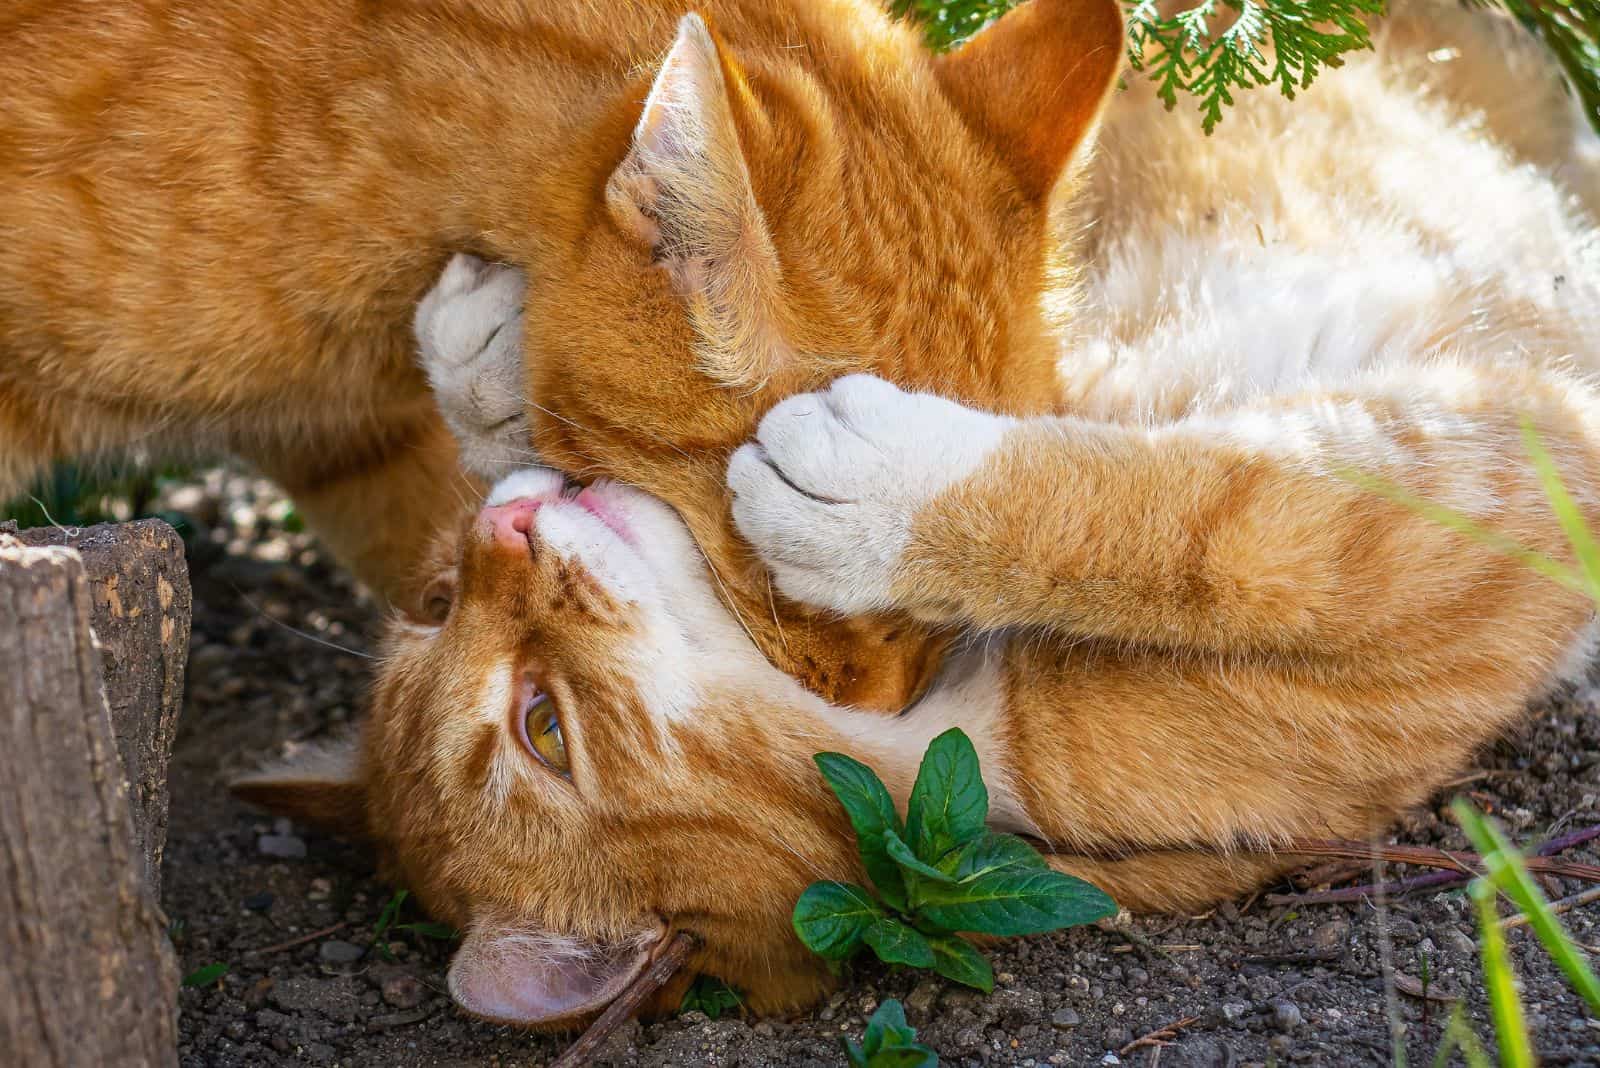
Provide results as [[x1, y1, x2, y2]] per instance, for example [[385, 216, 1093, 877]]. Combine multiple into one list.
[[0, 0, 1125, 710]]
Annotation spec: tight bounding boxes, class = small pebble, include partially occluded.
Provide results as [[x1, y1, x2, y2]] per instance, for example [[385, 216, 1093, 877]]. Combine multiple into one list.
[[1270, 999, 1304, 1031], [256, 834, 306, 860], [242, 891, 274, 911], [1312, 920, 1349, 950], [1051, 1007, 1081, 1030], [381, 974, 427, 1009], [318, 939, 365, 964]]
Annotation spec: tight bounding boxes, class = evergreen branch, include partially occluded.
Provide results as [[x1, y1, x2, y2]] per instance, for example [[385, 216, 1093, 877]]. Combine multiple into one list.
[[893, 0, 1600, 136]]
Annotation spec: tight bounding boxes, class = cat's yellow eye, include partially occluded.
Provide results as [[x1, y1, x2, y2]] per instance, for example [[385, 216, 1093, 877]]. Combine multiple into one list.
[[517, 689, 570, 777]]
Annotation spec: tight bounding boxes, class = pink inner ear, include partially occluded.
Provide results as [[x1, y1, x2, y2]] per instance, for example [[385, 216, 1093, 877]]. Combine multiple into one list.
[[447, 923, 662, 1025]]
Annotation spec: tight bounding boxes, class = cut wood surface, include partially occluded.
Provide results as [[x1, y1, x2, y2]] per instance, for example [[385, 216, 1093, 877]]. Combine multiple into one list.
[[11, 519, 191, 894], [0, 536, 180, 1067]]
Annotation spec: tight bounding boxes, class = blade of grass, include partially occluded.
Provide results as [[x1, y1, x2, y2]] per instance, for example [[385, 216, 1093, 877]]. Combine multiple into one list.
[[1429, 1004, 1493, 1068], [1470, 876, 1535, 1068], [1454, 800, 1600, 1015], [1337, 467, 1588, 595], [1521, 419, 1600, 599]]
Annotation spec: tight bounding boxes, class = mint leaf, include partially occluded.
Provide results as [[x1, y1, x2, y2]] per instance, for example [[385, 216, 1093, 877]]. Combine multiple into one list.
[[905, 728, 988, 865], [850, 998, 939, 1067], [929, 933, 994, 992], [793, 881, 885, 959], [954, 832, 1050, 880], [863, 997, 915, 1054], [862, 917, 936, 968], [916, 868, 1116, 936], [181, 962, 229, 988], [884, 827, 956, 885], [815, 752, 909, 911]]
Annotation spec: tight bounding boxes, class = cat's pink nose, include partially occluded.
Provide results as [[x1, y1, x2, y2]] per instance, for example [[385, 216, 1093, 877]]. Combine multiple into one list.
[[480, 498, 542, 550]]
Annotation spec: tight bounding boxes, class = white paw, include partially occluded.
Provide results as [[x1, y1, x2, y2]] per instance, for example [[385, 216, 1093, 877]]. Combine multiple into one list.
[[727, 374, 1014, 615], [414, 253, 532, 479]]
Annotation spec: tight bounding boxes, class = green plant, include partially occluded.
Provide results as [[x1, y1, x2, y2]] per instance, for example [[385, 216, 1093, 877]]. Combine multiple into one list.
[[844, 999, 939, 1067], [892, 0, 1600, 136], [680, 975, 743, 1019], [181, 962, 229, 988], [372, 889, 458, 961], [792, 728, 1116, 992]]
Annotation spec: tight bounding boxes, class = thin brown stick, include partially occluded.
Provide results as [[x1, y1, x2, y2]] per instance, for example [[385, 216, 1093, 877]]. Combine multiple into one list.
[[1500, 884, 1600, 930], [243, 921, 348, 957], [1119, 1015, 1199, 1055], [550, 932, 698, 1068], [1281, 838, 1600, 882]]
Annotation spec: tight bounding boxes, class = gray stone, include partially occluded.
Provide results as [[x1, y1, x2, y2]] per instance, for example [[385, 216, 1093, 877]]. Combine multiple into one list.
[[256, 834, 306, 860], [1051, 1007, 1081, 1030], [380, 973, 426, 1009], [1311, 920, 1349, 950], [1270, 999, 1304, 1031], [318, 939, 365, 964]]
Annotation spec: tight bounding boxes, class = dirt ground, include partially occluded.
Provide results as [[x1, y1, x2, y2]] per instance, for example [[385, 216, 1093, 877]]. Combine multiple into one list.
[[160, 469, 1600, 1067]]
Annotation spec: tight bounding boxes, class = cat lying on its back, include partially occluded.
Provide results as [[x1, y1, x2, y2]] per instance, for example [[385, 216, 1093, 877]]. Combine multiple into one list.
[[240, 0, 1600, 1028]]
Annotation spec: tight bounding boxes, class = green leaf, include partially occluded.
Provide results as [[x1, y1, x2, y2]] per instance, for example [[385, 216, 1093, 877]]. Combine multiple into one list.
[[905, 729, 988, 866], [182, 962, 229, 988], [815, 752, 909, 911], [916, 868, 1116, 936], [1471, 876, 1534, 1068], [862, 918, 936, 968], [953, 833, 1051, 881], [851, 998, 939, 1067], [679, 975, 743, 1020], [863, 997, 915, 1054], [929, 933, 994, 992], [792, 881, 885, 960], [884, 828, 957, 885], [1453, 799, 1600, 1015], [394, 921, 457, 941], [1522, 418, 1600, 602]]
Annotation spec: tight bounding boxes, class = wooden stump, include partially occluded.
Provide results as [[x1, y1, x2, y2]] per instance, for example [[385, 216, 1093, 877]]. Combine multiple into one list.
[[10, 519, 190, 895], [0, 536, 180, 1067]]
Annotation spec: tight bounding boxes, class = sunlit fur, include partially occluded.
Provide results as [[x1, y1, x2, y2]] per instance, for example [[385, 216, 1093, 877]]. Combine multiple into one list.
[[0, 0, 1122, 709], [238, 0, 1600, 1026]]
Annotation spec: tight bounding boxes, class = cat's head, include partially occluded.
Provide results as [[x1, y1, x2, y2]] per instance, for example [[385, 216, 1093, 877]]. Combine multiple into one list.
[[518, 0, 1124, 712], [236, 470, 896, 1024]]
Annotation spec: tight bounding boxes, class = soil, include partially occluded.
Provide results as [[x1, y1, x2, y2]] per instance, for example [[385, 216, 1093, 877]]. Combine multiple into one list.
[[160, 468, 1600, 1068]]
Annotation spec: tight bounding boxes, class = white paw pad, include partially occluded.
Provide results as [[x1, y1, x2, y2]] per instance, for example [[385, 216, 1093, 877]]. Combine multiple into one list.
[[414, 253, 532, 479], [727, 374, 1013, 615]]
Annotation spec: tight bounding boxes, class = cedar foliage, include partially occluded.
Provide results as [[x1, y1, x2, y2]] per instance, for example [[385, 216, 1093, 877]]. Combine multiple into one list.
[[892, 0, 1600, 134]]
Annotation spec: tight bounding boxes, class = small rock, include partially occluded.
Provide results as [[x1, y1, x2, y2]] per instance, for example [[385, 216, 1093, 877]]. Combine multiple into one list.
[[1387, 917, 1420, 942], [1051, 1007, 1082, 1030], [319, 939, 365, 964], [307, 877, 332, 902], [1444, 928, 1477, 957], [242, 891, 274, 911], [1270, 999, 1304, 1031], [254, 1009, 292, 1030], [1311, 920, 1349, 950], [904, 980, 942, 1017], [1102, 1026, 1133, 1049], [256, 834, 306, 860], [381, 973, 426, 1009]]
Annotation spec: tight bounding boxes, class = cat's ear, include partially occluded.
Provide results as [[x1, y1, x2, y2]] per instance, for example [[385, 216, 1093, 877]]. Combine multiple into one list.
[[447, 919, 665, 1025], [230, 732, 368, 838], [606, 13, 787, 389], [933, 0, 1125, 202]]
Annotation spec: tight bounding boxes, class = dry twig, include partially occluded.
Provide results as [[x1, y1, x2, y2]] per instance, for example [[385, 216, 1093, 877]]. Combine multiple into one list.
[[244, 921, 348, 957], [551, 932, 698, 1068], [1119, 1015, 1200, 1055]]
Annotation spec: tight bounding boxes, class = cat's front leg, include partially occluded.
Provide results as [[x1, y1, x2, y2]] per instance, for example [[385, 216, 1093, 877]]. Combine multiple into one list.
[[414, 253, 532, 479], [727, 374, 1016, 615]]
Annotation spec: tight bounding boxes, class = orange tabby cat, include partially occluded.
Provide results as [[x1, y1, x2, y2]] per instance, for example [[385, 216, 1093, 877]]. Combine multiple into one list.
[[0, 0, 1123, 709], [239, 0, 1600, 1026]]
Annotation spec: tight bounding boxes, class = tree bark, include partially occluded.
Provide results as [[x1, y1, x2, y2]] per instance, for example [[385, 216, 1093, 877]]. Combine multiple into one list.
[[10, 519, 190, 895], [0, 536, 180, 1067]]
